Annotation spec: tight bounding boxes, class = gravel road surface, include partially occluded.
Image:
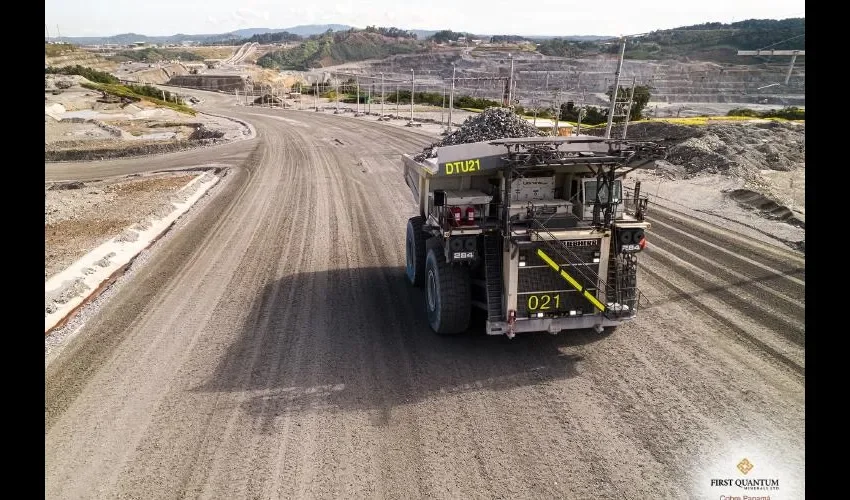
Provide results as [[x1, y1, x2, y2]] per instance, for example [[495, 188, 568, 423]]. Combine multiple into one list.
[[45, 90, 804, 499]]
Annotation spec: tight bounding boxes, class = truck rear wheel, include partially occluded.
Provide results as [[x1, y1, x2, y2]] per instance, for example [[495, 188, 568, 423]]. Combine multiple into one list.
[[406, 216, 427, 287], [425, 245, 471, 335]]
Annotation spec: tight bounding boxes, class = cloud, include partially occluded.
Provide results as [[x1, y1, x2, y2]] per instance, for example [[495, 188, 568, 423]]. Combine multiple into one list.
[[207, 15, 219, 25], [234, 8, 270, 22], [333, 3, 354, 16]]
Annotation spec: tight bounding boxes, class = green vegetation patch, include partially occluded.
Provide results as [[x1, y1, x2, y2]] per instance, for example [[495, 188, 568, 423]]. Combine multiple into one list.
[[45, 65, 119, 84], [110, 47, 205, 63], [727, 106, 804, 120], [80, 82, 196, 115]]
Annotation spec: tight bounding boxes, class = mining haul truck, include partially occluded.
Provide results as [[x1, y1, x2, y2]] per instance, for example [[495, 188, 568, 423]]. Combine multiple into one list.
[[403, 136, 666, 337]]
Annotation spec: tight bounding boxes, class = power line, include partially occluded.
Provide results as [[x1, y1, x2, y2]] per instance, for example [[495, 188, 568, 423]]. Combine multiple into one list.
[[756, 33, 805, 52]]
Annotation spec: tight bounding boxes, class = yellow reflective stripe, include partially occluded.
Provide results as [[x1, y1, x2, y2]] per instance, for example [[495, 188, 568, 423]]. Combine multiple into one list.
[[560, 270, 583, 291], [536, 248, 560, 272], [536, 248, 606, 313], [583, 290, 607, 312]]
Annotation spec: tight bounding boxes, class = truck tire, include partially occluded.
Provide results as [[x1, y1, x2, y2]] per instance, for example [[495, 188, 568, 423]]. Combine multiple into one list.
[[425, 245, 471, 335], [406, 216, 427, 287]]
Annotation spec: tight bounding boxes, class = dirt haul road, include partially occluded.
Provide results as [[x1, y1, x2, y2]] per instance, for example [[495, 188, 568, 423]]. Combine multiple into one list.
[[45, 94, 804, 499]]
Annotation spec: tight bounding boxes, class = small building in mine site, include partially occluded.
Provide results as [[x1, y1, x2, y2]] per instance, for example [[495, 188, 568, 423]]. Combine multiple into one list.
[[524, 118, 575, 136]]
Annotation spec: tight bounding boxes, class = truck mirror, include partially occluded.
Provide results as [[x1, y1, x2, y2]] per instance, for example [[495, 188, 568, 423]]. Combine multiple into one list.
[[434, 190, 446, 207]]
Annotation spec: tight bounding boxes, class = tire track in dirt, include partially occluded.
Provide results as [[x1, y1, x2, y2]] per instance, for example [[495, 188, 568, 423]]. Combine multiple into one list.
[[46, 100, 805, 499], [647, 206, 804, 274]]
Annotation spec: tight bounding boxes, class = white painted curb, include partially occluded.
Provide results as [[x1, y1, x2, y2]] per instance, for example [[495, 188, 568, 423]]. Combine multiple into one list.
[[45, 173, 220, 333]]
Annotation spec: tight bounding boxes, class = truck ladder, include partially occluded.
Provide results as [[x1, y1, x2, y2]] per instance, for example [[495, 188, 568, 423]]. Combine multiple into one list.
[[483, 233, 504, 321]]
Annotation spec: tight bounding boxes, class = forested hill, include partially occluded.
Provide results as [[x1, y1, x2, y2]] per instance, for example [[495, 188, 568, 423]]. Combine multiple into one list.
[[537, 18, 804, 64]]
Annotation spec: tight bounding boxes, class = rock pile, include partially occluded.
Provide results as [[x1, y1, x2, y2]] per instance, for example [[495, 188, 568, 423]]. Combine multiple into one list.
[[189, 125, 225, 140], [414, 107, 543, 161], [665, 121, 805, 177], [589, 120, 805, 179]]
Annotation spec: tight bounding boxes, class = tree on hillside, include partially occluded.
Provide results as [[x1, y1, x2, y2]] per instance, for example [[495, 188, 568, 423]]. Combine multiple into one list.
[[559, 102, 607, 125], [364, 26, 417, 39], [557, 85, 652, 125], [431, 30, 469, 44], [247, 31, 303, 44], [605, 85, 652, 121], [489, 35, 530, 44]]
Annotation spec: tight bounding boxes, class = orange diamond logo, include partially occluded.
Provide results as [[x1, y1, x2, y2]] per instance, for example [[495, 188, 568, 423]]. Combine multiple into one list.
[[738, 458, 754, 475]]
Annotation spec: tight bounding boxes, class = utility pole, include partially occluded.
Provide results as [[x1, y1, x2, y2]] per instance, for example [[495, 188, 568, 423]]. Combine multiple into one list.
[[314, 80, 319, 111], [604, 36, 627, 139], [381, 73, 385, 117], [441, 84, 446, 128], [448, 63, 456, 133], [507, 53, 514, 109], [622, 77, 636, 139], [532, 99, 537, 127], [552, 91, 561, 135], [409, 69, 415, 124], [335, 76, 340, 113], [368, 83, 371, 113], [396, 84, 399, 117], [356, 77, 360, 114], [576, 108, 584, 135]]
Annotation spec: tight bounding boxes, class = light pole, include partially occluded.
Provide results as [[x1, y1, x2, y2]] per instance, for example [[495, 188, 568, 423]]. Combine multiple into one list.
[[381, 73, 385, 117], [409, 69, 415, 124], [356, 77, 360, 114], [448, 63, 455, 133]]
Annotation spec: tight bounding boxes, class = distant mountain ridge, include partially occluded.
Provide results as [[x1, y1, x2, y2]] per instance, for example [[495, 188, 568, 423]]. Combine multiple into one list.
[[230, 24, 356, 38], [51, 24, 357, 45], [50, 25, 615, 45]]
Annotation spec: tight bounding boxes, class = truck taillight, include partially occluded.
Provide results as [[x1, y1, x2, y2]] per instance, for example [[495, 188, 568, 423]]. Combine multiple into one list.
[[639, 235, 647, 249], [466, 206, 475, 223], [451, 206, 462, 225]]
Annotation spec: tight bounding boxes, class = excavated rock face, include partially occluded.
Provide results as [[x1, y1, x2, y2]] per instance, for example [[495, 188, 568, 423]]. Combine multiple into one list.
[[414, 107, 544, 161]]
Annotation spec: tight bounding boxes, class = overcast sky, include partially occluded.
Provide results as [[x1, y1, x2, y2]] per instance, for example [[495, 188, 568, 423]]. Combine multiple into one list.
[[45, 0, 805, 38]]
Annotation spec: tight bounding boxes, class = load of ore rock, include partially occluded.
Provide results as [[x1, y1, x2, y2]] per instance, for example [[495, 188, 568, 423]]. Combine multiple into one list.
[[413, 107, 544, 161]]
